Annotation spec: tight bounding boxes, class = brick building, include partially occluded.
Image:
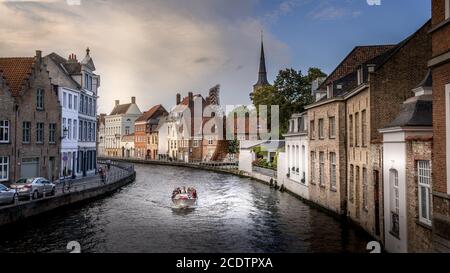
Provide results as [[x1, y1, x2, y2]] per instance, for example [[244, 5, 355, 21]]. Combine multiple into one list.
[[134, 104, 168, 160], [429, 0, 450, 252], [0, 51, 61, 183], [305, 45, 395, 216], [344, 21, 432, 241], [104, 97, 142, 157]]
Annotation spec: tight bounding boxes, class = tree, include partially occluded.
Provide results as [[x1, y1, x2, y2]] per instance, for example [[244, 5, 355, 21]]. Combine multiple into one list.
[[250, 67, 327, 136]]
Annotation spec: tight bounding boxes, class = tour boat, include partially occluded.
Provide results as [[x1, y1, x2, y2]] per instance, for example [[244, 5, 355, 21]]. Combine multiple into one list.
[[172, 187, 197, 208]]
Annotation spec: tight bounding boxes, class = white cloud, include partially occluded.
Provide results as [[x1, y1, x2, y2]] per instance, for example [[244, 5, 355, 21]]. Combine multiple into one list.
[[0, 0, 291, 114]]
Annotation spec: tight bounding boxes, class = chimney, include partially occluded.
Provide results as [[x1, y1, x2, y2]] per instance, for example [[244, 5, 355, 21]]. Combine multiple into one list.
[[176, 93, 181, 105], [115, 100, 120, 106], [68, 53, 78, 63], [188, 92, 193, 103], [131, 96, 136, 104], [36, 50, 42, 64]]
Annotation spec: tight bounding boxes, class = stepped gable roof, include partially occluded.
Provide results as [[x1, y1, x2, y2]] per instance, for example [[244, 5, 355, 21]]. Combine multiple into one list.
[[0, 57, 35, 96]]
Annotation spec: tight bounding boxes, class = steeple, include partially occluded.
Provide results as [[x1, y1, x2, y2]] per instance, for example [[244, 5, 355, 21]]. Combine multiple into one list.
[[254, 31, 270, 90]]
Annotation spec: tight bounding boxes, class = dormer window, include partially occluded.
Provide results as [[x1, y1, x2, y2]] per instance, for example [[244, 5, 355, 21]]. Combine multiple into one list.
[[446, 0, 450, 20], [327, 85, 333, 98], [336, 84, 342, 90], [357, 67, 364, 85], [368, 65, 375, 73], [84, 73, 93, 91]]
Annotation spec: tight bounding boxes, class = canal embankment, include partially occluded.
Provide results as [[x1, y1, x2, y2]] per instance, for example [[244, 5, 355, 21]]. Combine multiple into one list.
[[0, 161, 136, 227]]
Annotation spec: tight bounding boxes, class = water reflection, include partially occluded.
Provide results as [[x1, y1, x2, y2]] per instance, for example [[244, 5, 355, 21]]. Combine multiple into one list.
[[0, 164, 371, 253]]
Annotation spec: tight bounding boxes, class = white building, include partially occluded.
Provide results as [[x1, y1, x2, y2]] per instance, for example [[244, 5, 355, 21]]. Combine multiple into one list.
[[45, 48, 100, 179], [379, 72, 433, 253], [60, 87, 79, 178], [104, 97, 141, 157], [278, 112, 309, 200]]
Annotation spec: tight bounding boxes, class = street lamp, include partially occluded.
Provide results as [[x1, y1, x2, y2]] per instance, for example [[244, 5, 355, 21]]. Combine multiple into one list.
[[61, 127, 68, 139]]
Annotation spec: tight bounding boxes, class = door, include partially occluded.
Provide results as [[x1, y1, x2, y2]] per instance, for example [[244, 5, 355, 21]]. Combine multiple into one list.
[[21, 158, 39, 178], [373, 170, 381, 236]]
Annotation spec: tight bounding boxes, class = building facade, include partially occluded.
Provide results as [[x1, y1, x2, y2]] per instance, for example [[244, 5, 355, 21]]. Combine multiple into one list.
[[0, 51, 61, 183], [104, 97, 141, 157], [134, 104, 168, 160], [305, 45, 395, 216], [278, 112, 310, 200], [429, 0, 450, 252], [379, 72, 434, 253], [45, 49, 101, 178]]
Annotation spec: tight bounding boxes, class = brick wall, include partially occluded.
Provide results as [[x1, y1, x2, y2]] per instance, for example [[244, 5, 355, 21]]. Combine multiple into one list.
[[15, 59, 61, 181], [0, 77, 15, 185], [370, 21, 432, 144], [346, 88, 379, 236], [405, 139, 434, 252], [307, 100, 347, 215], [431, 0, 450, 251]]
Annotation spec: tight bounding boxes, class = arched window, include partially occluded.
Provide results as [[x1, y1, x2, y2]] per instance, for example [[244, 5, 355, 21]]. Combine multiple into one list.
[[389, 169, 400, 237]]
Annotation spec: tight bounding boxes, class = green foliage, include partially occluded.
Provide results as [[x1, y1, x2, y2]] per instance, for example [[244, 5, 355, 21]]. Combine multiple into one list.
[[250, 67, 327, 136], [228, 138, 239, 154]]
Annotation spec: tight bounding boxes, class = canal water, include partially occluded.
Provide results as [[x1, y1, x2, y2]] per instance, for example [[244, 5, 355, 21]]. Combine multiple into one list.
[[0, 164, 372, 253]]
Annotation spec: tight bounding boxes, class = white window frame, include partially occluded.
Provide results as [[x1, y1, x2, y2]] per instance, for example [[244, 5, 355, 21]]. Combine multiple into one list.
[[310, 151, 316, 184], [63, 92, 67, 108], [363, 167, 368, 210], [36, 122, 44, 143], [0, 120, 10, 143], [349, 165, 354, 203], [37, 88, 44, 110], [68, 93, 72, 109], [446, 0, 450, 20], [330, 152, 337, 190], [390, 169, 400, 237], [49, 123, 56, 144], [319, 152, 325, 186], [417, 160, 432, 226], [0, 156, 9, 181], [446, 84, 450, 194], [329, 116, 336, 138], [357, 67, 363, 85]]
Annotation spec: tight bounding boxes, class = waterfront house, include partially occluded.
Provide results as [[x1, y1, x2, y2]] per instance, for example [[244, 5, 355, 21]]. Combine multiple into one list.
[[97, 113, 106, 157], [134, 104, 168, 160], [44, 48, 101, 178], [305, 45, 395, 216], [0, 51, 61, 183], [379, 71, 434, 253], [278, 112, 310, 200], [429, 0, 450, 252], [344, 21, 431, 241], [104, 97, 142, 157]]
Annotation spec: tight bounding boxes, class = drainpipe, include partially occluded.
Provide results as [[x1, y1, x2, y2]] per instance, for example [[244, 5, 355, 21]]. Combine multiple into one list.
[[14, 103, 19, 182]]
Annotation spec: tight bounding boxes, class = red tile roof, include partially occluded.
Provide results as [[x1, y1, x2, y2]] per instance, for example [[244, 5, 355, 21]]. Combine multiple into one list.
[[0, 57, 35, 96], [135, 104, 167, 122]]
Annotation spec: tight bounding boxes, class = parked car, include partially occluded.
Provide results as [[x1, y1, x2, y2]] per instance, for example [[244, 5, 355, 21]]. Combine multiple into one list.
[[0, 183, 18, 205], [10, 178, 56, 200]]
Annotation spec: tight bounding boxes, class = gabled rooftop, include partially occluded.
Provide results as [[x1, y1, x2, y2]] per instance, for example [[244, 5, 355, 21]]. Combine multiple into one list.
[[0, 57, 35, 97]]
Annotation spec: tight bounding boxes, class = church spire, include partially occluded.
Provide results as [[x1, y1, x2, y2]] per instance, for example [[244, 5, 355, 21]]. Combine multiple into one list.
[[254, 31, 270, 90]]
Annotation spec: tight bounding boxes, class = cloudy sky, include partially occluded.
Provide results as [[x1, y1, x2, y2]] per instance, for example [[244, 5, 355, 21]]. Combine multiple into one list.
[[0, 0, 430, 114]]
